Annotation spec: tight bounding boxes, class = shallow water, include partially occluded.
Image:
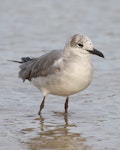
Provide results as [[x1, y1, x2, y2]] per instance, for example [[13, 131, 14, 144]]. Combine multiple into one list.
[[0, 0, 120, 150]]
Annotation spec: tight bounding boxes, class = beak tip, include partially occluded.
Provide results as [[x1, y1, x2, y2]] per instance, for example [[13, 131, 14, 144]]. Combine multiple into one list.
[[100, 53, 105, 59]]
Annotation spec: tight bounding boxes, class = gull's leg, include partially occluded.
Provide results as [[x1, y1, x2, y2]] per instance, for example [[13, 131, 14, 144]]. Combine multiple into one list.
[[64, 96, 69, 113], [38, 96, 46, 116]]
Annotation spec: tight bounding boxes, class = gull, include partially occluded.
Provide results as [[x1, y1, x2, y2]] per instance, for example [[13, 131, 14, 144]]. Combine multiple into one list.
[[10, 34, 104, 115]]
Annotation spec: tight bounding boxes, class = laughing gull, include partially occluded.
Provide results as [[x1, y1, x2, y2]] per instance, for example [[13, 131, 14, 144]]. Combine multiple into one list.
[[10, 34, 104, 115]]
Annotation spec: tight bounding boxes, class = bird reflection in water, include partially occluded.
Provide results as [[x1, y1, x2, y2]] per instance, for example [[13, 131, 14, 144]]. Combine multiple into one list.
[[27, 113, 92, 150]]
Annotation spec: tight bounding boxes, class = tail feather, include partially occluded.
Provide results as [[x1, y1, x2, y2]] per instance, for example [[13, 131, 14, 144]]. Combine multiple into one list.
[[21, 57, 33, 62], [9, 57, 36, 82], [19, 57, 35, 81], [8, 60, 23, 63], [8, 57, 33, 63]]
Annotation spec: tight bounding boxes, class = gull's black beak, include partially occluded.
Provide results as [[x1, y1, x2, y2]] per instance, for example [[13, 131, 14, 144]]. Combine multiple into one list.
[[87, 48, 104, 58]]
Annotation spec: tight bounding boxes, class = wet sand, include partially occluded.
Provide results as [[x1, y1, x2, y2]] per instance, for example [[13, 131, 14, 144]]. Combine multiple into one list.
[[0, 0, 120, 150]]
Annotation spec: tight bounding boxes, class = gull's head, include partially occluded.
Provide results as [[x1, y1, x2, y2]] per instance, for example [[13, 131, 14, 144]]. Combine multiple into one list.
[[65, 34, 104, 58]]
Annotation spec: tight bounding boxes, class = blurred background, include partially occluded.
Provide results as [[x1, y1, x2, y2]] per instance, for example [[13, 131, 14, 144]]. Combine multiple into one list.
[[0, 0, 120, 150]]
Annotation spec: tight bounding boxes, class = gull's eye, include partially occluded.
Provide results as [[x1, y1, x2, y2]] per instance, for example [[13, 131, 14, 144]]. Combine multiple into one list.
[[77, 43, 83, 47]]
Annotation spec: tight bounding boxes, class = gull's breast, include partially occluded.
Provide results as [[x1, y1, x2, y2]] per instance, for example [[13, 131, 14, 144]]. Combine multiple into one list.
[[51, 61, 93, 96]]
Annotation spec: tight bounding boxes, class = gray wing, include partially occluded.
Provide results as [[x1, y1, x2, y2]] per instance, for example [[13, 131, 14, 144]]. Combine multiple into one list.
[[19, 50, 62, 81]]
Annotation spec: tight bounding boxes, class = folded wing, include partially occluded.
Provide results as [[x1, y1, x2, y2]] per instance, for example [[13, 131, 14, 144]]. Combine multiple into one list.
[[19, 50, 62, 82]]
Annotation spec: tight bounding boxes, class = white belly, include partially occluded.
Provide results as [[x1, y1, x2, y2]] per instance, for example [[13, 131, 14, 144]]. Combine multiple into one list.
[[31, 59, 93, 96]]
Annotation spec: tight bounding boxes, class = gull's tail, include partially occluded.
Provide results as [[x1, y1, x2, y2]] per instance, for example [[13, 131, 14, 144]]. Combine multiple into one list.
[[8, 57, 36, 82], [8, 57, 33, 63]]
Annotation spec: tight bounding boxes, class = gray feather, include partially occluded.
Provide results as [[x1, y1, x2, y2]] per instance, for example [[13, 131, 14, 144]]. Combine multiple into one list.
[[19, 50, 62, 81]]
